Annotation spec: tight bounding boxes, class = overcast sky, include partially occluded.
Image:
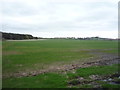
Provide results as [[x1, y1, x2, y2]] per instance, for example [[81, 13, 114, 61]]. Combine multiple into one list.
[[1, 0, 119, 38]]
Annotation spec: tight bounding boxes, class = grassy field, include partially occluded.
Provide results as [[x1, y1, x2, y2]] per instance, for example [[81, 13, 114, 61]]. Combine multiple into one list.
[[3, 64, 120, 88], [2, 39, 119, 88]]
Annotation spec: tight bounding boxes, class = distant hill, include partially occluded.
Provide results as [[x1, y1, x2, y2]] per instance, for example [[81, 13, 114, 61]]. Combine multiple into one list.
[[1, 32, 39, 40]]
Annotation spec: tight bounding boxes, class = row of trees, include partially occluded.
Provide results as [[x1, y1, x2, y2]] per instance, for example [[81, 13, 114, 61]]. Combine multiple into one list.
[[1, 32, 116, 40], [50, 37, 116, 40], [2, 32, 39, 40]]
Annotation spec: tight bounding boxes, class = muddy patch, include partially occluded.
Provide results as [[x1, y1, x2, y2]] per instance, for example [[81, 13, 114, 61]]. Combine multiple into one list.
[[68, 73, 120, 88], [3, 50, 119, 78], [3, 56, 119, 78]]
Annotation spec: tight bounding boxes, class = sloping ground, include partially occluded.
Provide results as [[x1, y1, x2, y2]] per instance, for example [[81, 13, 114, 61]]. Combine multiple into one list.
[[2, 50, 120, 88], [2, 40, 119, 88], [3, 62, 120, 88], [3, 49, 119, 78]]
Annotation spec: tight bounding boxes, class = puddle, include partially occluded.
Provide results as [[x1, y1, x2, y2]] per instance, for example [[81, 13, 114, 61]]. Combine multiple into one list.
[[101, 78, 120, 85], [109, 81, 120, 85]]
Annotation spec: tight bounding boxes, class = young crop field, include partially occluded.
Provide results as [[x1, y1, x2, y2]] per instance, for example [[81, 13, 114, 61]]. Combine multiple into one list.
[[2, 39, 120, 88]]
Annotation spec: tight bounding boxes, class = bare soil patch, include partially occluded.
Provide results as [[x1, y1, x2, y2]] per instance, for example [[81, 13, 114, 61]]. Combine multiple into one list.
[[68, 73, 120, 88]]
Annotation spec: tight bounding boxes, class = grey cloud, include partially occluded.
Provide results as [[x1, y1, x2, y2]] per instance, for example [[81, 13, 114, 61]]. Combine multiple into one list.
[[2, 2, 38, 16], [1, 0, 118, 38]]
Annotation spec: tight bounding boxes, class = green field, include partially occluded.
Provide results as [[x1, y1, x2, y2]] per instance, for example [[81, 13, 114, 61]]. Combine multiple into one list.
[[2, 64, 120, 88], [2, 39, 119, 88]]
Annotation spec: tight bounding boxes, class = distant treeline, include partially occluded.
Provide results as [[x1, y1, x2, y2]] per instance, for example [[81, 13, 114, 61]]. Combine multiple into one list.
[[1, 32, 117, 40], [50, 37, 117, 40], [2, 32, 42, 40]]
